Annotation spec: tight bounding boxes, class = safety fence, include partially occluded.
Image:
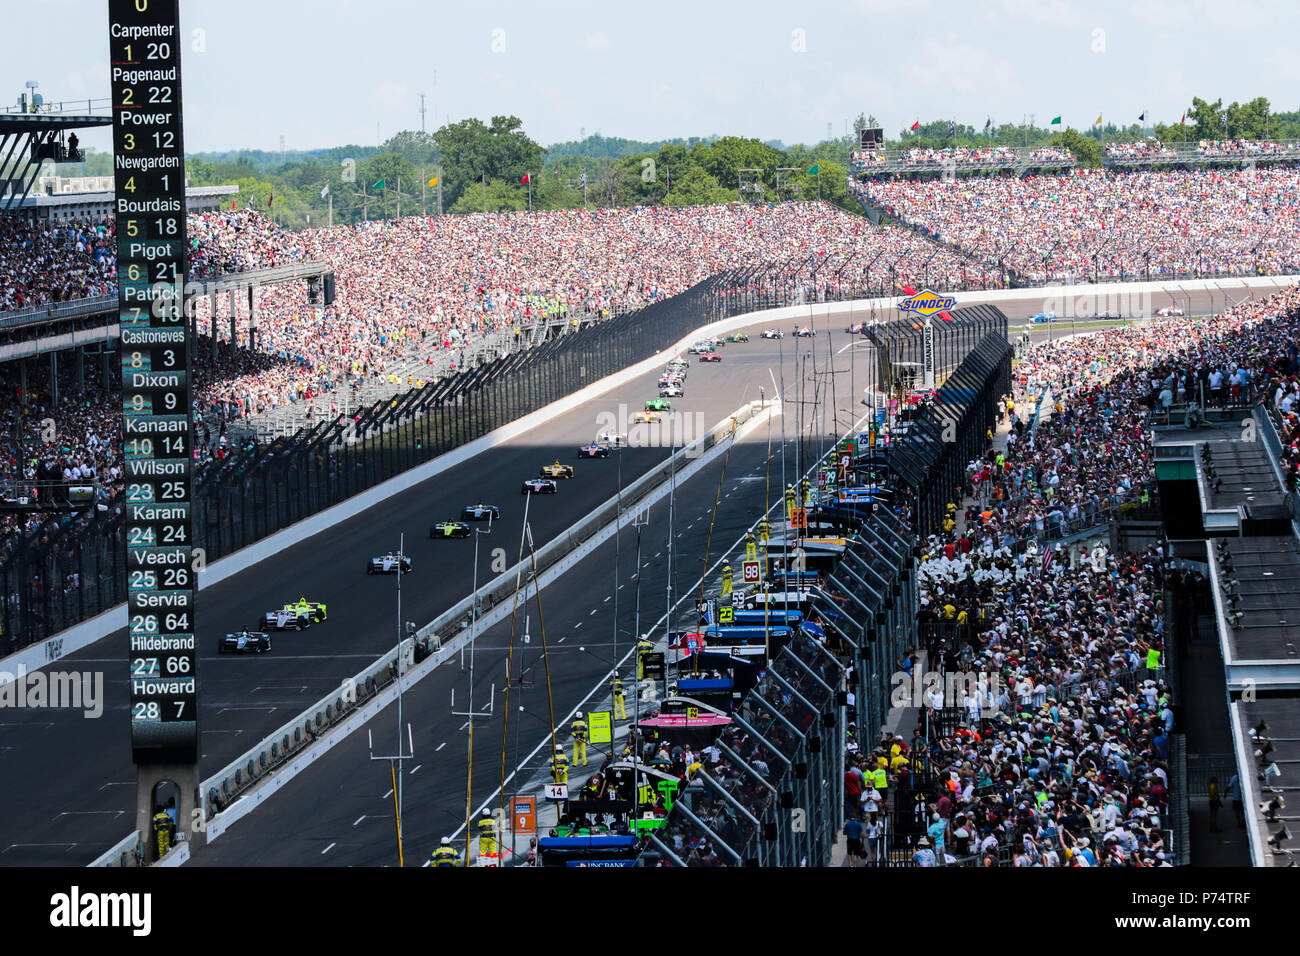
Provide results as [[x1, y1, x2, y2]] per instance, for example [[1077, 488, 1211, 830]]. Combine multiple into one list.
[[889, 333, 1014, 535]]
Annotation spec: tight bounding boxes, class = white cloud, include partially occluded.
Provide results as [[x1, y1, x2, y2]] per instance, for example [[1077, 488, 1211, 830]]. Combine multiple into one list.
[[903, 32, 1022, 100], [986, 0, 1081, 28], [1128, 0, 1274, 31], [576, 33, 612, 53], [853, 0, 930, 14]]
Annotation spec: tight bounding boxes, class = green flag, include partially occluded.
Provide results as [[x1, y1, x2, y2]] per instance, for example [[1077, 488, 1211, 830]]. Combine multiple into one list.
[[1050, 116, 1062, 125], [807, 164, 819, 175], [372, 178, 386, 191]]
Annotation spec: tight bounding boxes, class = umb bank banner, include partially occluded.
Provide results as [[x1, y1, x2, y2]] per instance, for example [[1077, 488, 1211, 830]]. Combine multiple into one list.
[[108, 0, 198, 764]]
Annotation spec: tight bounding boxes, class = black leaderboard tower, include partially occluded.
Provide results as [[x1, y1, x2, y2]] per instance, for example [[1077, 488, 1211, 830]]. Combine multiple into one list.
[[109, 0, 201, 860]]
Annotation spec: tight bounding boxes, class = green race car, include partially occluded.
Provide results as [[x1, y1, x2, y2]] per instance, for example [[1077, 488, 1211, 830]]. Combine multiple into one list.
[[645, 398, 671, 411], [726, 332, 749, 343]]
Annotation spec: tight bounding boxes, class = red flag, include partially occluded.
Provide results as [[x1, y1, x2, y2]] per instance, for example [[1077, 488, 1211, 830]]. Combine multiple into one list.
[[268, 188, 274, 207], [230, 199, 236, 211], [1180, 113, 1186, 125], [521, 173, 530, 185], [910, 120, 920, 131]]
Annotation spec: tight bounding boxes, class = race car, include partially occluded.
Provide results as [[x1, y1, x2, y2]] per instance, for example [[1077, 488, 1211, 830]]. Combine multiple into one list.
[[659, 383, 683, 398], [1155, 306, 1184, 317], [219, 629, 271, 655], [846, 323, 866, 335], [698, 352, 722, 363], [263, 607, 312, 631], [597, 430, 628, 447], [522, 478, 558, 495], [689, 342, 712, 354], [578, 443, 611, 458], [761, 329, 783, 339], [634, 410, 664, 424], [367, 552, 413, 574], [431, 521, 471, 539], [1031, 312, 1058, 323], [645, 398, 671, 411], [793, 326, 816, 337], [541, 460, 574, 479], [726, 332, 749, 343], [283, 597, 327, 624], [461, 503, 501, 521]]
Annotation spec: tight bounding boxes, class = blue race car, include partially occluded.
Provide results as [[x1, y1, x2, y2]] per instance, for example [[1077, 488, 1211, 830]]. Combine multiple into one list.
[[219, 629, 271, 654]]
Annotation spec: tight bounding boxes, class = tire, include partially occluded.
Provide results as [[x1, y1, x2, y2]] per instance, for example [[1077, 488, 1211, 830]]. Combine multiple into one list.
[[218, 642, 226, 655], [367, 564, 375, 574]]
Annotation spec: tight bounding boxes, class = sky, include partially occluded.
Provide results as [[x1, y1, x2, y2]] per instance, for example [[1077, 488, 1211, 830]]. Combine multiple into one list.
[[8, 0, 1300, 157]]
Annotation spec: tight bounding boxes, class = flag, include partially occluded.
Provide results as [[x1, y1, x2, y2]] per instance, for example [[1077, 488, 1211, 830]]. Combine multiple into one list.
[[579, 170, 587, 188], [910, 120, 920, 131], [1050, 116, 1062, 125], [521, 173, 530, 185], [1138, 111, 1146, 122], [230, 199, 236, 211], [807, 164, 819, 175], [1094, 114, 1102, 126], [1221, 111, 1228, 129], [947, 120, 955, 136], [984, 117, 991, 130], [268, 188, 273, 207], [1179, 113, 1186, 125], [320, 184, 330, 200], [428, 176, 438, 187], [372, 178, 385, 191]]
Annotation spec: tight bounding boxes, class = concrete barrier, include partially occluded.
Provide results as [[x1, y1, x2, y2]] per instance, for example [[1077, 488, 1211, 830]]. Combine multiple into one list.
[[86, 830, 143, 868]]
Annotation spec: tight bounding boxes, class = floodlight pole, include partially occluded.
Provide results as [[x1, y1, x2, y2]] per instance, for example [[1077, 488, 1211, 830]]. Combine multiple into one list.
[[367, 532, 414, 866]]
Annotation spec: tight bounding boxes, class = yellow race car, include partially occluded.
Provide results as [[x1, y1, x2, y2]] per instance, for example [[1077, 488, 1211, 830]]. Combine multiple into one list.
[[634, 411, 663, 424], [540, 460, 575, 479], [282, 596, 328, 624]]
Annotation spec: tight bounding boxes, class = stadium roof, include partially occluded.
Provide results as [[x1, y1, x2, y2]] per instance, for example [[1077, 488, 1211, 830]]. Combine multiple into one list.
[[0, 113, 111, 134]]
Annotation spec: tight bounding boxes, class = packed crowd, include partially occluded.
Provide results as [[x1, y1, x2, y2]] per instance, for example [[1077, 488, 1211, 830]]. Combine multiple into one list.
[[0, 217, 116, 311], [1105, 139, 1179, 161], [851, 145, 1075, 172], [849, 149, 887, 169], [857, 166, 1300, 281], [838, 286, 1300, 867], [8, 203, 1026, 426], [1195, 139, 1294, 158], [898, 145, 1018, 167]]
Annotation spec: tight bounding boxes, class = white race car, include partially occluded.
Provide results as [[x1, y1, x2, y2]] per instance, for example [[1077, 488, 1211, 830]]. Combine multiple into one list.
[[367, 552, 413, 574], [761, 329, 783, 339], [521, 478, 558, 495]]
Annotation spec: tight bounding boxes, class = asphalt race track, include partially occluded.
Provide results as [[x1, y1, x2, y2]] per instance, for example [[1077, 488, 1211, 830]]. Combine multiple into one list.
[[0, 308, 865, 865], [0, 279, 1266, 865]]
